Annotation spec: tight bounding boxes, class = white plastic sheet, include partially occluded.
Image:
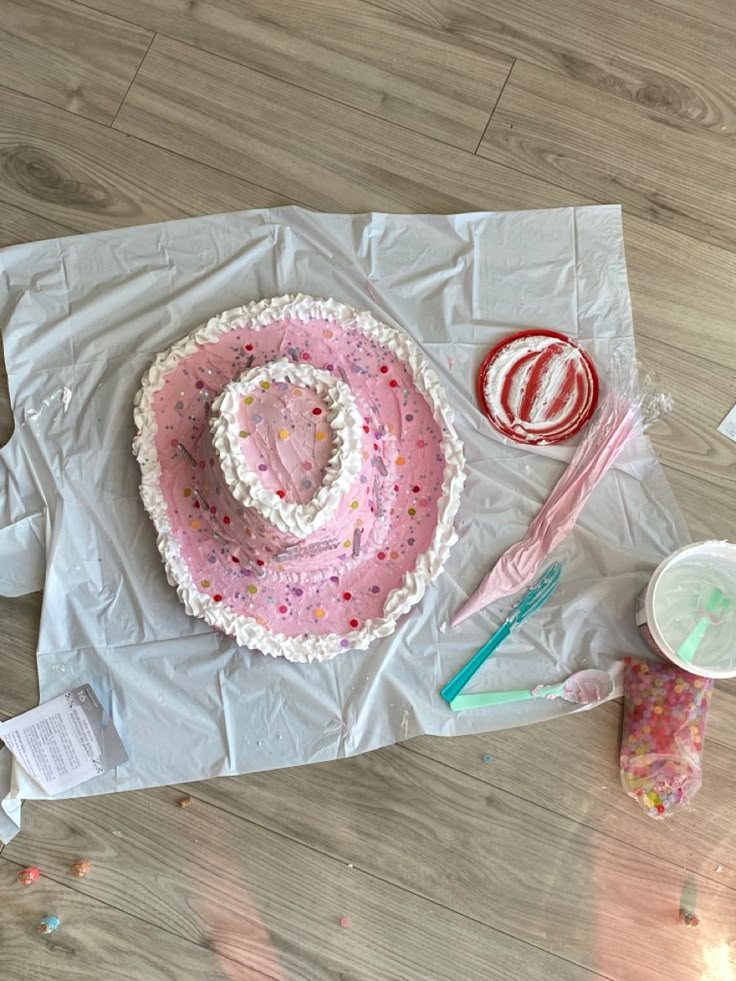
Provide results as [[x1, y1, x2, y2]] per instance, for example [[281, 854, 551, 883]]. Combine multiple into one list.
[[0, 205, 689, 841]]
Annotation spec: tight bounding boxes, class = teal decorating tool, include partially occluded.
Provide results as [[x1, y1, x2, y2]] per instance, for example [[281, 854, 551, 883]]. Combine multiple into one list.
[[440, 562, 562, 705], [449, 667, 614, 711], [678, 587, 732, 663]]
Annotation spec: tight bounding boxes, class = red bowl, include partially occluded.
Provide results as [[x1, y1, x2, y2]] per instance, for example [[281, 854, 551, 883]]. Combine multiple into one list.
[[478, 329, 599, 445]]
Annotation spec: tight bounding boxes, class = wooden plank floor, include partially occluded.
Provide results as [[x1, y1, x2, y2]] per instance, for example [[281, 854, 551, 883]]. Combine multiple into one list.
[[1, 2, 735, 978]]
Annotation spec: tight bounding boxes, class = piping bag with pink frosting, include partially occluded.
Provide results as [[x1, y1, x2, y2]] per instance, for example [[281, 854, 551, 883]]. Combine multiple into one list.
[[452, 367, 672, 627]]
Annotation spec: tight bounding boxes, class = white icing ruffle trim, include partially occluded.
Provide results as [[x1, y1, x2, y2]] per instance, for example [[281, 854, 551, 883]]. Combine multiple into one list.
[[211, 360, 362, 539], [133, 294, 466, 662]]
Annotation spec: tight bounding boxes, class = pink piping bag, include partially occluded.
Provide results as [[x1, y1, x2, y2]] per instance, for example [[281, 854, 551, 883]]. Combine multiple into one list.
[[453, 375, 671, 627]]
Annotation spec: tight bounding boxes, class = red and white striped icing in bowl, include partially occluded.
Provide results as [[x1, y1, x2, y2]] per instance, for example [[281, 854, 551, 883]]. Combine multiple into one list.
[[478, 329, 599, 445]]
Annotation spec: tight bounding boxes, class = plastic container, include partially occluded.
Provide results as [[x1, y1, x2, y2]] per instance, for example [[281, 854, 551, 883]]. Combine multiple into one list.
[[636, 541, 736, 678], [620, 655, 713, 818]]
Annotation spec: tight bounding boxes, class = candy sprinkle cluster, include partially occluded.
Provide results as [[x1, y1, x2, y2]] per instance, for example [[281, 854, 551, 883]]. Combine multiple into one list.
[[620, 656, 713, 819]]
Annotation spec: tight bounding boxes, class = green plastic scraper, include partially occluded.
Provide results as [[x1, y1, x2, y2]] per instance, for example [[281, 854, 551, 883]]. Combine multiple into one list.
[[677, 587, 732, 664]]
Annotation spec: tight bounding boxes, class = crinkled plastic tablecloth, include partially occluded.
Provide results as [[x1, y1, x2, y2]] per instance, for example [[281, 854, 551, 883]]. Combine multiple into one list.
[[0, 205, 688, 841]]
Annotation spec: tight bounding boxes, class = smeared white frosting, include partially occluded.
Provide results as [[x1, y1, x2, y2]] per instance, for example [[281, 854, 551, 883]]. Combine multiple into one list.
[[133, 294, 466, 662]]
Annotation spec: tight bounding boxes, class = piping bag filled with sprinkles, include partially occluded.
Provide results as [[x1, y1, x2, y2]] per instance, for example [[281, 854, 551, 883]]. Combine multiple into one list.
[[620, 656, 713, 818]]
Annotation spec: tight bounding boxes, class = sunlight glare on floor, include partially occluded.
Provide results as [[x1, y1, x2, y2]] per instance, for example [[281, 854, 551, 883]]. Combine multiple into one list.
[[702, 940, 735, 981]]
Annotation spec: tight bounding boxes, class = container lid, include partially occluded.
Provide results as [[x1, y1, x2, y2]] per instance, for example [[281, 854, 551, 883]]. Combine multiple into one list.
[[478, 329, 599, 445], [649, 541, 736, 679]]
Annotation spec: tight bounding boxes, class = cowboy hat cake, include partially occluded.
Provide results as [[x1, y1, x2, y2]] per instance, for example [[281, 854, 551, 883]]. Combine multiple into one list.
[[133, 294, 465, 662]]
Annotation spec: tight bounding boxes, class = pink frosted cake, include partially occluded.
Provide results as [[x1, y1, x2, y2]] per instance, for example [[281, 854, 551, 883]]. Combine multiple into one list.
[[133, 294, 465, 661]]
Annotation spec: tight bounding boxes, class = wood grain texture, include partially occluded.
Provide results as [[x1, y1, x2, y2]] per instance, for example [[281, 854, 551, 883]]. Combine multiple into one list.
[[0, 0, 152, 124], [636, 336, 736, 488], [630, 326, 736, 539], [653, 0, 735, 31], [1, 355, 11, 447], [0, 200, 74, 248], [0, 855, 248, 981], [365, 0, 736, 139], [112, 35, 581, 214], [660, 465, 736, 541], [406, 696, 736, 891], [74, 0, 511, 150], [479, 60, 736, 252], [110, 35, 736, 375], [0, 87, 291, 233], [175, 747, 736, 981], [623, 213, 736, 369], [0, 594, 41, 716], [113, 35, 736, 366], [2, 787, 594, 981]]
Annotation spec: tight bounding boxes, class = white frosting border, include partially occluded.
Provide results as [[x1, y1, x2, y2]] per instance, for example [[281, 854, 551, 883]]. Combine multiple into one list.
[[133, 293, 466, 662], [210, 359, 363, 538]]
